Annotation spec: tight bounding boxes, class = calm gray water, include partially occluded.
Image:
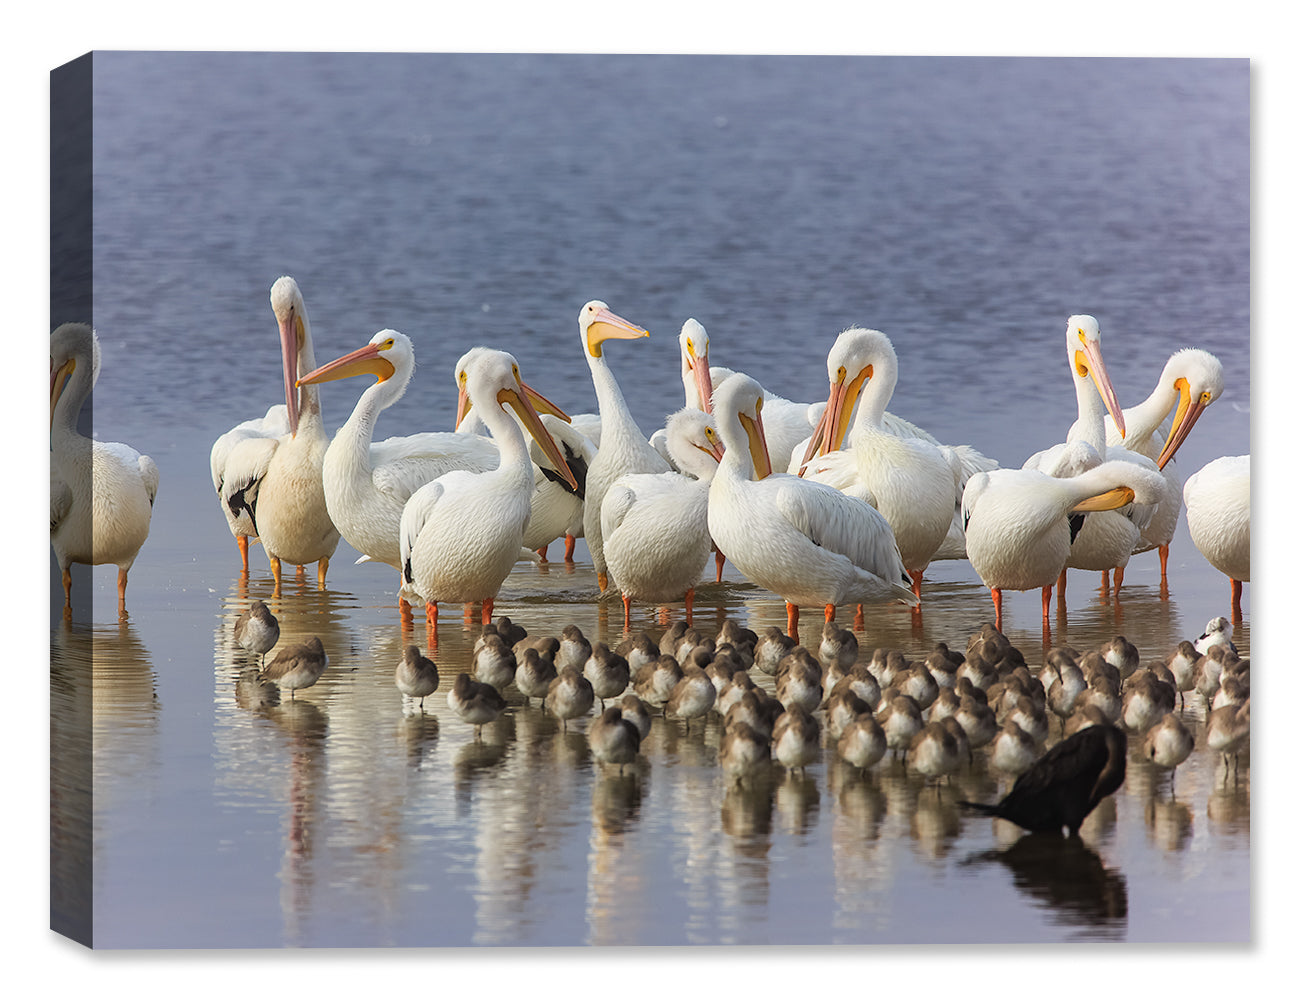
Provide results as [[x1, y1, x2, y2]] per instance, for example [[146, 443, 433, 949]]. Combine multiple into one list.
[[53, 53, 1250, 948]]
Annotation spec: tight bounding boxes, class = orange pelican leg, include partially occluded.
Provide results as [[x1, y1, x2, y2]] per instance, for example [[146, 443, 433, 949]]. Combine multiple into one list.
[[685, 587, 695, 625], [481, 598, 494, 625], [714, 549, 726, 583], [909, 570, 922, 602], [854, 605, 864, 631], [117, 568, 129, 617], [237, 534, 250, 574], [1056, 568, 1067, 609], [598, 572, 608, 594], [824, 603, 836, 623], [1041, 585, 1052, 621], [786, 602, 800, 639], [426, 601, 438, 647], [1159, 544, 1170, 584], [536, 544, 549, 563], [1113, 565, 1125, 596], [270, 556, 283, 595], [992, 587, 1003, 631], [62, 569, 73, 618], [622, 593, 632, 631], [1231, 579, 1243, 621], [564, 534, 577, 563], [317, 556, 330, 590]]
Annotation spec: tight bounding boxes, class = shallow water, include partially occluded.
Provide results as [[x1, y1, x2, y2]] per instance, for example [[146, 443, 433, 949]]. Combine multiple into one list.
[[53, 53, 1250, 947]]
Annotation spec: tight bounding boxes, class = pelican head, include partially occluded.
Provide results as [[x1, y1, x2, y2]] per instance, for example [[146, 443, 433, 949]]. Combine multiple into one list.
[[579, 300, 648, 359], [464, 349, 580, 493], [713, 373, 773, 481], [50, 323, 96, 429], [454, 346, 571, 430], [679, 318, 715, 413], [1154, 348, 1225, 469], [298, 328, 409, 392], [799, 327, 895, 472], [270, 276, 307, 437], [1068, 314, 1125, 439], [663, 406, 725, 480]]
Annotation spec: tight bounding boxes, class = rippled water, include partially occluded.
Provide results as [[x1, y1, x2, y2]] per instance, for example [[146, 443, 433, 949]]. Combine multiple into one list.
[[52, 52, 1249, 948]]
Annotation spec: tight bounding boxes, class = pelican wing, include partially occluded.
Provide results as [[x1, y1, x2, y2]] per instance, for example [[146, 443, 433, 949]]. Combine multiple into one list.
[[51, 473, 72, 533], [139, 455, 161, 507], [216, 435, 279, 528], [398, 479, 447, 590], [210, 404, 289, 492], [771, 476, 906, 579], [370, 433, 500, 506]]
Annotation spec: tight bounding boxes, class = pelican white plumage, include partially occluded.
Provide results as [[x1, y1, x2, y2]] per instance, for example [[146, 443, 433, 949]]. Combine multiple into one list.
[[209, 403, 288, 572], [577, 300, 671, 594], [961, 459, 1168, 631], [1184, 455, 1250, 618], [524, 416, 595, 562], [296, 333, 510, 603], [672, 318, 819, 475], [601, 407, 726, 629], [219, 276, 340, 590], [50, 323, 160, 619], [1104, 348, 1225, 584], [707, 373, 917, 639], [399, 349, 578, 643], [795, 328, 958, 599], [1022, 314, 1161, 598]]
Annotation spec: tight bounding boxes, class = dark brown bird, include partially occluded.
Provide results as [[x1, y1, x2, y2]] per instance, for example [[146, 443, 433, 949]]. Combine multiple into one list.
[[259, 635, 327, 699], [394, 644, 439, 710], [447, 671, 508, 738], [233, 599, 279, 666], [960, 724, 1127, 837]]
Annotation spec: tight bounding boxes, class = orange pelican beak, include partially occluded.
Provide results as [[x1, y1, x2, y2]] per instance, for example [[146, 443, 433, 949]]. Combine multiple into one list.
[[585, 305, 648, 359], [797, 363, 871, 475], [298, 336, 397, 387], [50, 356, 75, 428], [500, 374, 580, 493], [1072, 486, 1136, 512], [1154, 378, 1212, 469], [687, 341, 714, 414], [279, 308, 303, 437], [1075, 329, 1125, 440], [741, 398, 773, 481]]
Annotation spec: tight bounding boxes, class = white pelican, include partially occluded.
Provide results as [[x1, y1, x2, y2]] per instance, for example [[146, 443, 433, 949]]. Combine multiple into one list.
[[961, 459, 1168, 631], [796, 328, 958, 599], [672, 318, 820, 474], [577, 300, 671, 594], [454, 350, 595, 562], [1022, 315, 1160, 598], [525, 416, 596, 562], [1104, 348, 1225, 584], [209, 403, 288, 573], [601, 407, 726, 630], [706, 373, 917, 639], [1183, 455, 1250, 619], [220, 276, 340, 590], [50, 323, 160, 619], [296, 331, 505, 603], [399, 349, 578, 644]]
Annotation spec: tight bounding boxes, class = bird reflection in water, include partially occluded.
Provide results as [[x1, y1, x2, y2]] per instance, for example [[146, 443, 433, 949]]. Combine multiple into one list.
[[453, 721, 513, 817], [591, 770, 645, 836], [961, 834, 1129, 940], [774, 770, 821, 837], [827, 760, 887, 841], [721, 774, 775, 847], [397, 712, 440, 770]]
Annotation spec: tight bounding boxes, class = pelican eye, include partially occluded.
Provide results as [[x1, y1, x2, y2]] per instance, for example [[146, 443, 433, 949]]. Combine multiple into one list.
[[836, 365, 848, 383], [1200, 392, 1212, 404], [380, 337, 395, 351]]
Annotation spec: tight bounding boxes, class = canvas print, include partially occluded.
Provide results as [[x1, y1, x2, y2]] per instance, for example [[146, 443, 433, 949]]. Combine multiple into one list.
[[50, 52, 1249, 948]]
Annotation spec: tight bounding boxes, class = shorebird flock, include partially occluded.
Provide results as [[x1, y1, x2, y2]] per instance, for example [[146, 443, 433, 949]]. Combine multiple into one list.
[[229, 607, 1248, 835]]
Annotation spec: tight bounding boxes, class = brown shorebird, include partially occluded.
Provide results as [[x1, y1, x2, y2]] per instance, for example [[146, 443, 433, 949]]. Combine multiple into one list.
[[259, 635, 328, 699]]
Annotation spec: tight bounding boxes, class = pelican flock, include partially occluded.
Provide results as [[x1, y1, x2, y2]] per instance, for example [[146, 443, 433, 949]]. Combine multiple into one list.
[[62, 294, 1249, 748]]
